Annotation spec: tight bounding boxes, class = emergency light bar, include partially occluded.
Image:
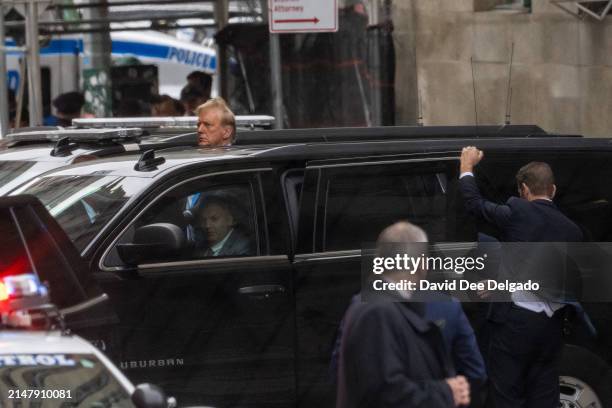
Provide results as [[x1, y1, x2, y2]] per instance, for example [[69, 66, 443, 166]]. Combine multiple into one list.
[[73, 115, 276, 129], [0, 274, 51, 329], [6, 128, 144, 143], [0, 274, 47, 302]]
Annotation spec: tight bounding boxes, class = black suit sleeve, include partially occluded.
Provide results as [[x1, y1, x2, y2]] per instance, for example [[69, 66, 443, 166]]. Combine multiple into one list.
[[344, 307, 453, 408], [459, 174, 512, 229]]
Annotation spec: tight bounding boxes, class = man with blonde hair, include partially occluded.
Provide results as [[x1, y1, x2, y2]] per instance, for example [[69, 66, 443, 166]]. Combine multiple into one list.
[[195, 97, 236, 147]]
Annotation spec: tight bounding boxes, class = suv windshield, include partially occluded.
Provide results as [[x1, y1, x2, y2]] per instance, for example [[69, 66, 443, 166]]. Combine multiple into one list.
[[0, 160, 36, 186], [0, 161, 67, 196], [0, 353, 134, 407], [12, 175, 144, 251]]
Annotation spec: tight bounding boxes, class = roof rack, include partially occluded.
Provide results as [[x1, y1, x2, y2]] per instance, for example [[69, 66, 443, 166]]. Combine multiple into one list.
[[233, 125, 577, 145], [6, 128, 144, 143], [73, 115, 276, 130]]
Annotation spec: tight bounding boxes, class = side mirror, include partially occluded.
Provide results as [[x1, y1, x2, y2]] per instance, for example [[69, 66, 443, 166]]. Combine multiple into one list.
[[131, 383, 176, 408], [117, 223, 184, 265]]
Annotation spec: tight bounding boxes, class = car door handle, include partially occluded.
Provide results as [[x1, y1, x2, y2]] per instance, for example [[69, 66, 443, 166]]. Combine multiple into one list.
[[238, 284, 286, 299]]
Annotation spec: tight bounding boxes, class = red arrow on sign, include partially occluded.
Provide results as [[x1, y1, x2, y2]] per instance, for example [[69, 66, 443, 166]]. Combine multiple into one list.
[[274, 17, 320, 24]]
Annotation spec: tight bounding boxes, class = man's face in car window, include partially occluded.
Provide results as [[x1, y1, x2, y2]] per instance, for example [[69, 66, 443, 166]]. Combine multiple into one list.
[[197, 108, 231, 147], [199, 203, 234, 245]]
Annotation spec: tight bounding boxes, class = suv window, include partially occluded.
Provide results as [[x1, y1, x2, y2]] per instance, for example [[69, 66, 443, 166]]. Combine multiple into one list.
[[321, 161, 455, 251], [476, 152, 612, 242], [13, 175, 143, 251], [0, 160, 36, 186], [106, 178, 259, 266]]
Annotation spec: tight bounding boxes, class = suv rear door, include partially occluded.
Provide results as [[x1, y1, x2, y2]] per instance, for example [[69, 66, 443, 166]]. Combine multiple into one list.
[[292, 154, 470, 406], [0, 195, 114, 328]]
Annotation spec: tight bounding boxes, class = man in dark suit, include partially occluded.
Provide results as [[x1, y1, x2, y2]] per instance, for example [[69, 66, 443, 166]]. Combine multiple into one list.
[[336, 221, 470, 408], [193, 196, 251, 257], [458, 146, 583, 408], [330, 292, 487, 396]]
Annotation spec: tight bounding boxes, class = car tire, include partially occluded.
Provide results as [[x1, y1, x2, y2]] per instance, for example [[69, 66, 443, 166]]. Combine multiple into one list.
[[559, 344, 612, 408]]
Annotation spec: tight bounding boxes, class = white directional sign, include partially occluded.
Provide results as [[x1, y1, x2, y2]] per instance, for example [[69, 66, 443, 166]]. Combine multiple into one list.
[[269, 0, 338, 33]]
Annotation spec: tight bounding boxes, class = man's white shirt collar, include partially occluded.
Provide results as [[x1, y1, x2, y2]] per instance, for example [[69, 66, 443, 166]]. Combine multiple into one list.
[[211, 229, 234, 256]]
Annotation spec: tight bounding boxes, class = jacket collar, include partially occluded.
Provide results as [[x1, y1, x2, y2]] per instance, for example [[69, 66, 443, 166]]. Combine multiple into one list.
[[396, 301, 431, 333], [532, 198, 557, 208]]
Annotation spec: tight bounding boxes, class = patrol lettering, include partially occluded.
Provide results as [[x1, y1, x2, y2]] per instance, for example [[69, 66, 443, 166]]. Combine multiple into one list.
[[0, 355, 76, 367]]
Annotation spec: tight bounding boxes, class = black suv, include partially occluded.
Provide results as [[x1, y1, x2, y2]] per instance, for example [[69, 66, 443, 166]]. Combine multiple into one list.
[[10, 125, 612, 408]]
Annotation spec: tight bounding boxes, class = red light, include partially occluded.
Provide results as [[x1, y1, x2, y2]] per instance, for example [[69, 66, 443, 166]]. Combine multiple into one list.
[[0, 257, 30, 280], [0, 281, 7, 301]]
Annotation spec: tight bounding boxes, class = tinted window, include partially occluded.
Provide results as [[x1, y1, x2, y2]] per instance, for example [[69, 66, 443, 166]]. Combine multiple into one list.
[[107, 180, 259, 266], [0, 160, 36, 186], [476, 152, 612, 242], [0, 207, 33, 276], [13, 175, 144, 251], [322, 162, 453, 251]]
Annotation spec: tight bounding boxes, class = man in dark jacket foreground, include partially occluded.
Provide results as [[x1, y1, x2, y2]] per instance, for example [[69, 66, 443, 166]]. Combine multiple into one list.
[[336, 221, 470, 408]]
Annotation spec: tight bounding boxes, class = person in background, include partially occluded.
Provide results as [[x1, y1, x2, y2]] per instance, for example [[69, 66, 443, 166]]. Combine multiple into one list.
[[49, 91, 85, 127], [186, 70, 212, 100], [180, 84, 208, 116], [115, 98, 149, 117], [150, 94, 185, 117]]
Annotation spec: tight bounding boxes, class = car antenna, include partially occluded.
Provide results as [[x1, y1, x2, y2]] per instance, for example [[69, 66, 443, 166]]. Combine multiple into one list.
[[417, 89, 424, 127], [470, 56, 478, 127], [50, 137, 75, 157], [134, 149, 165, 172], [504, 42, 515, 125]]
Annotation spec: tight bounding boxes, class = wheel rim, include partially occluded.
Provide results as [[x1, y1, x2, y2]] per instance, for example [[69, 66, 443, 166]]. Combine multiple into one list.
[[559, 375, 602, 408]]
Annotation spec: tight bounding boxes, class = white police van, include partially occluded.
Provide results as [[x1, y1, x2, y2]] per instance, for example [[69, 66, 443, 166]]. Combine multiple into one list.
[[5, 30, 216, 102]]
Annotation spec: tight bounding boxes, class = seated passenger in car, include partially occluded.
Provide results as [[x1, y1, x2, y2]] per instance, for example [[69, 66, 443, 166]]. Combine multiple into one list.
[[193, 196, 251, 257]]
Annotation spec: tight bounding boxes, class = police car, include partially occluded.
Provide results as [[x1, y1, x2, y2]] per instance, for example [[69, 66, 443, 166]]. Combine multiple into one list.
[[0, 278, 180, 408], [0, 195, 215, 408]]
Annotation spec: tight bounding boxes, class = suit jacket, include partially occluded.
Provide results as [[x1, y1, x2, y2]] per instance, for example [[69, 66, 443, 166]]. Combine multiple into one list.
[[331, 293, 486, 387], [336, 293, 455, 408], [459, 175, 583, 242], [459, 174, 584, 322], [425, 292, 487, 386], [194, 229, 251, 258]]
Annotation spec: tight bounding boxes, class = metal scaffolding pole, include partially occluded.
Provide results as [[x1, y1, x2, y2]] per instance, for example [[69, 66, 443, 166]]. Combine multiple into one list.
[[0, 5, 9, 136], [262, 0, 283, 129], [269, 34, 283, 129], [25, 0, 43, 126], [215, 0, 229, 99], [368, 0, 382, 126]]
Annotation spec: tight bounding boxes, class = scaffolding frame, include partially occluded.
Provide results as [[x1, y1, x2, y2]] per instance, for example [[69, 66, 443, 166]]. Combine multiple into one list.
[[0, 0, 250, 135], [551, 0, 612, 20]]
